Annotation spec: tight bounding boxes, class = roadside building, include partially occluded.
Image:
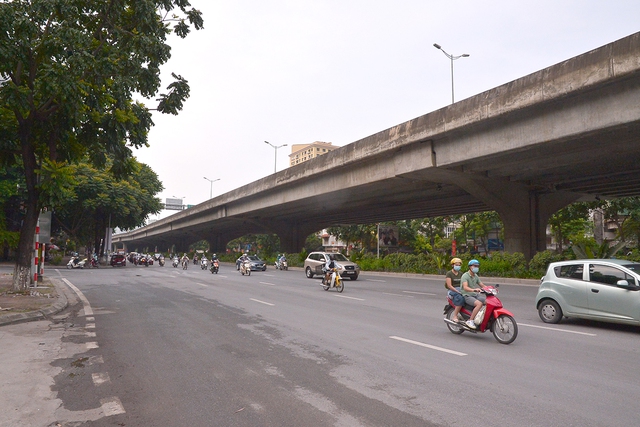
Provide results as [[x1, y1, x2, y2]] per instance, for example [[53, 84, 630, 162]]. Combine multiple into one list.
[[289, 141, 336, 166]]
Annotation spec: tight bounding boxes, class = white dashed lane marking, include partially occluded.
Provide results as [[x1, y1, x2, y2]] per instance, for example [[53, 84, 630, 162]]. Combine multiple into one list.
[[92, 372, 111, 386], [390, 336, 467, 356], [250, 298, 275, 306]]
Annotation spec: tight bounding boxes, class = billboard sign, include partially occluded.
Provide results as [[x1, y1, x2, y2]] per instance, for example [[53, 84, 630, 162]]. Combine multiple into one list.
[[165, 198, 184, 210], [378, 225, 399, 247], [37, 211, 52, 243]]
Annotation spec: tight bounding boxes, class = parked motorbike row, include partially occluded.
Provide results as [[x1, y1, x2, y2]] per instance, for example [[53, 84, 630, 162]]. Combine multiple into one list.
[[67, 254, 100, 269]]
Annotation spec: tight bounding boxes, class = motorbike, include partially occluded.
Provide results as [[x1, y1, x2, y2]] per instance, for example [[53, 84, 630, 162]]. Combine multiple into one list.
[[201, 258, 208, 270], [66, 257, 87, 269], [182, 259, 188, 270], [443, 285, 518, 345], [172, 258, 179, 268], [210, 260, 219, 274], [240, 259, 251, 276], [275, 258, 288, 270], [321, 267, 344, 293], [193, 256, 198, 265], [159, 257, 165, 267], [89, 257, 99, 268]]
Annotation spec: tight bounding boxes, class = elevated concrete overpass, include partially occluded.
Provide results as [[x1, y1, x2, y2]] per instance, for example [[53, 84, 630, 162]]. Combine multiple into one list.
[[114, 32, 640, 259]]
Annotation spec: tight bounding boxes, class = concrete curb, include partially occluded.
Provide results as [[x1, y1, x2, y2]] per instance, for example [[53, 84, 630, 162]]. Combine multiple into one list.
[[0, 278, 69, 327]]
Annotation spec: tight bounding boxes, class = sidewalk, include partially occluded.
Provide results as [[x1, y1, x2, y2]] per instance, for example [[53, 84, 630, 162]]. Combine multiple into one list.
[[0, 273, 69, 327]]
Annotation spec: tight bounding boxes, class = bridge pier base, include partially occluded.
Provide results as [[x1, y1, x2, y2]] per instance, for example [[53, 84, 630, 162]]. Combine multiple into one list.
[[268, 222, 318, 253], [452, 174, 581, 260]]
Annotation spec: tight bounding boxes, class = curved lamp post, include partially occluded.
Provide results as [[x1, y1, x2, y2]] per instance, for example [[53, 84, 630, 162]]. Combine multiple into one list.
[[203, 177, 220, 199], [433, 43, 469, 104], [264, 141, 288, 174]]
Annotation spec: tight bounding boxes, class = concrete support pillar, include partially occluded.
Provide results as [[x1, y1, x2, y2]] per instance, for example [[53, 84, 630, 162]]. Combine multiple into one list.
[[452, 174, 581, 260], [267, 221, 318, 253], [204, 233, 233, 253]]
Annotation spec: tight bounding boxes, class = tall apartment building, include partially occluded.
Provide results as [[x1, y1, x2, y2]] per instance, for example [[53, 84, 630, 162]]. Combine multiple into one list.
[[289, 141, 336, 166]]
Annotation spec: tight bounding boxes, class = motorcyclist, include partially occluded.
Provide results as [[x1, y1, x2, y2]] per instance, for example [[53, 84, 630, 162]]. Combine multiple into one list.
[[211, 253, 218, 261], [238, 252, 249, 270], [460, 259, 487, 329], [445, 257, 465, 323], [181, 253, 189, 266], [323, 255, 337, 285]]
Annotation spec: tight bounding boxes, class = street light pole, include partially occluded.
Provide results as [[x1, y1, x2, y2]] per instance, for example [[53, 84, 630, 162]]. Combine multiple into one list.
[[264, 141, 288, 174], [433, 43, 469, 104], [203, 177, 220, 199]]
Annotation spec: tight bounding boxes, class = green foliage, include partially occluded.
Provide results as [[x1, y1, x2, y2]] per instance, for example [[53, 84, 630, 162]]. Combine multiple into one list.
[[1, 0, 202, 288], [54, 160, 163, 250], [411, 234, 432, 254], [571, 239, 628, 259], [481, 252, 527, 277], [49, 253, 63, 266], [620, 249, 640, 262], [528, 250, 565, 277], [189, 240, 209, 252]]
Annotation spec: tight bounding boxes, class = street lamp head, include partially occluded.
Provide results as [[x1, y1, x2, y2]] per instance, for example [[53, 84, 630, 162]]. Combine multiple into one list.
[[433, 43, 441, 50], [462, 54, 470, 57]]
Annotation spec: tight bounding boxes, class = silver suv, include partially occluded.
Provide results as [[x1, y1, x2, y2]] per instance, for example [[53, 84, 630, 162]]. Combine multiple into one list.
[[304, 252, 360, 281], [535, 259, 640, 326]]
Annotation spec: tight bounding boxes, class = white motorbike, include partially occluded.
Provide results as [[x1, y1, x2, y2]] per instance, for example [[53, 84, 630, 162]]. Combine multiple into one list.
[[66, 257, 87, 269], [172, 258, 179, 268], [240, 260, 251, 276], [200, 258, 208, 270], [275, 258, 288, 270]]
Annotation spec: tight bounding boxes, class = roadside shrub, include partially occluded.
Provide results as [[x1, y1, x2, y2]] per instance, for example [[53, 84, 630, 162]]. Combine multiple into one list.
[[528, 250, 564, 277]]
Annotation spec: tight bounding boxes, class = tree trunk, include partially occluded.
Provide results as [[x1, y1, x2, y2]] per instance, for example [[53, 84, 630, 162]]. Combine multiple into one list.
[[13, 124, 39, 291]]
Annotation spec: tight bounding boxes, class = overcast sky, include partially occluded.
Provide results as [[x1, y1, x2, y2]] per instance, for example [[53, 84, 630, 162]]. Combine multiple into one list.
[[135, 0, 640, 222]]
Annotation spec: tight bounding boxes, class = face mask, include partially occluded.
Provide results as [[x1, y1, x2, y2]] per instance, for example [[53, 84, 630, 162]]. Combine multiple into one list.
[[453, 265, 461, 271], [471, 267, 479, 274]]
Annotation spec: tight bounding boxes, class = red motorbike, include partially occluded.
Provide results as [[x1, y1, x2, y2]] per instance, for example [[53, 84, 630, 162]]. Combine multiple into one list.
[[443, 285, 518, 345]]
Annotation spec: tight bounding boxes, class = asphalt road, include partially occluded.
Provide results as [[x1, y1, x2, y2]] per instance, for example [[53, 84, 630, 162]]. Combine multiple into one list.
[[14, 263, 640, 426]]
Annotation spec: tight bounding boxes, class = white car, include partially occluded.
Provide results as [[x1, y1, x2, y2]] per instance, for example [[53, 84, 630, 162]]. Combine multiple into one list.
[[304, 252, 360, 280], [535, 259, 640, 326]]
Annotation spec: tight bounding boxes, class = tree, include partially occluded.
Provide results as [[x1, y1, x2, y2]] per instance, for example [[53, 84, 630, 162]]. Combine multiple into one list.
[[548, 202, 593, 251], [599, 197, 640, 246], [0, 166, 22, 259], [0, 1, 203, 289], [54, 160, 163, 255]]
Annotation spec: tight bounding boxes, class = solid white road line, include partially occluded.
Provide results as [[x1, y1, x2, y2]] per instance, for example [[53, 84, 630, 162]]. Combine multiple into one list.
[[518, 323, 597, 336], [365, 279, 386, 282], [250, 298, 274, 306], [259, 282, 276, 286], [390, 336, 467, 356], [61, 277, 93, 316], [196, 282, 207, 287]]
